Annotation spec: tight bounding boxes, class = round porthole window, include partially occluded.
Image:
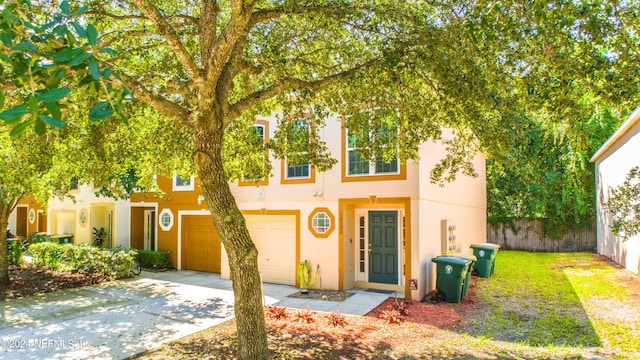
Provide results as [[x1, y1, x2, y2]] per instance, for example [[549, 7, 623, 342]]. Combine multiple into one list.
[[445, 265, 453, 274], [159, 209, 174, 231], [79, 209, 88, 226], [308, 207, 335, 238]]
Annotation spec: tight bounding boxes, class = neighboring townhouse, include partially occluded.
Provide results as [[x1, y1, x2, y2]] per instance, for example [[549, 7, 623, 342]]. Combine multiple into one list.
[[13, 111, 486, 301], [591, 106, 640, 274], [7, 196, 47, 239]]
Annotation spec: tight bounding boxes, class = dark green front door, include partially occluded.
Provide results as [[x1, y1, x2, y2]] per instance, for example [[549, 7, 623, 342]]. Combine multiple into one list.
[[368, 211, 398, 284]]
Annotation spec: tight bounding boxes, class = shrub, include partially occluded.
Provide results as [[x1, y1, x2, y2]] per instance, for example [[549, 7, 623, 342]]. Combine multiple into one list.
[[380, 307, 404, 324], [136, 250, 170, 269], [265, 305, 288, 320], [109, 248, 138, 278], [29, 242, 63, 270], [326, 310, 347, 327], [7, 237, 25, 265], [29, 242, 137, 278], [293, 306, 315, 324], [390, 299, 410, 316]]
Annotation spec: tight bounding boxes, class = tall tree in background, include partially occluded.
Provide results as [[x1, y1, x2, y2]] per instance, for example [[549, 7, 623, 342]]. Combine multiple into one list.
[[3, 1, 640, 358]]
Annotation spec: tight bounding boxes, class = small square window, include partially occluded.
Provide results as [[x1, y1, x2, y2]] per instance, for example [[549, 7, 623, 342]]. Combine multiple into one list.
[[173, 175, 195, 191]]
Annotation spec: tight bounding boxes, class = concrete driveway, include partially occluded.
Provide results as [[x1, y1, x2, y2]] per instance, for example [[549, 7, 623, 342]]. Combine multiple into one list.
[[0, 275, 246, 360], [0, 270, 393, 360]]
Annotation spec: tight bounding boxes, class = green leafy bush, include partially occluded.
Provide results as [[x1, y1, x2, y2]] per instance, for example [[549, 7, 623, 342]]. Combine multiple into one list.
[[7, 237, 25, 265], [28, 242, 137, 278], [136, 250, 170, 269], [29, 241, 64, 270]]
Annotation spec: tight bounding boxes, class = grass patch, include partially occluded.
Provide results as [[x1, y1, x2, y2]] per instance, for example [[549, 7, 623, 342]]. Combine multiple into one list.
[[466, 252, 601, 347], [563, 255, 640, 354]]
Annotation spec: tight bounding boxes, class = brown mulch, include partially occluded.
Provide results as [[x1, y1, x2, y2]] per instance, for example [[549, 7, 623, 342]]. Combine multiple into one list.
[[133, 289, 482, 359], [0, 263, 112, 301], [287, 289, 353, 301]]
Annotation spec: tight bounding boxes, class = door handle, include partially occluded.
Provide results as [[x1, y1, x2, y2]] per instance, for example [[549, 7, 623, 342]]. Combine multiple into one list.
[[368, 243, 372, 254]]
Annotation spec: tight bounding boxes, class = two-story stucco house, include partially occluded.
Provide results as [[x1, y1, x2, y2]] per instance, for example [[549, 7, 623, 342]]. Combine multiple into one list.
[[16, 112, 487, 301]]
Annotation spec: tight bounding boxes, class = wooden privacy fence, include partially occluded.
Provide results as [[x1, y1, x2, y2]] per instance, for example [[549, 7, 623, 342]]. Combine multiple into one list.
[[487, 219, 596, 252]]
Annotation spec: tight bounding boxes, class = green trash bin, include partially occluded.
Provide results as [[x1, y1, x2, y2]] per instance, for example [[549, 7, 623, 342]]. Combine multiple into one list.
[[431, 256, 472, 303], [470, 243, 500, 278], [50, 234, 74, 244], [33, 232, 48, 243], [447, 253, 477, 296]]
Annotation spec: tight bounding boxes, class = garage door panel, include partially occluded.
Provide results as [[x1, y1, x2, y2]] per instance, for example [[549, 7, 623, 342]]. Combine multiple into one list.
[[245, 215, 296, 285], [182, 215, 221, 273]]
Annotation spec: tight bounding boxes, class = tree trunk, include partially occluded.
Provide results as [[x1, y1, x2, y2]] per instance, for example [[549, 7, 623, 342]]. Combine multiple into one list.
[[192, 128, 269, 359], [0, 202, 11, 285]]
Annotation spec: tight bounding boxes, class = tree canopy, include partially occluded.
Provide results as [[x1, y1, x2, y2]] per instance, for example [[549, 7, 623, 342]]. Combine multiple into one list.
[[2, 0, 640, 358]]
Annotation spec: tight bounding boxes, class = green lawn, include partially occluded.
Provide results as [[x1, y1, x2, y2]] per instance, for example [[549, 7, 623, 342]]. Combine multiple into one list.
[[465, 251, 640, 358]]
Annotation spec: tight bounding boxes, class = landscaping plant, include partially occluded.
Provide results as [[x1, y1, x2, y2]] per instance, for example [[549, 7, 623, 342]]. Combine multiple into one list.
[[326, 310, 347, 327], [380, 307, 404, 324], [293, 306, 315, 324], [297, 260, 317, 292], [265, 305, 288, 320]]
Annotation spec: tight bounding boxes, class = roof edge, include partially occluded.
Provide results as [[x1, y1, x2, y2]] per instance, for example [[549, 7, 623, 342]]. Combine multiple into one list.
[[590, 106, 640, 163]]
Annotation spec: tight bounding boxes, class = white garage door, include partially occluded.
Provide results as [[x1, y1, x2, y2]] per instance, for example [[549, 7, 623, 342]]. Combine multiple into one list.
[[245, 214, 297, 285]]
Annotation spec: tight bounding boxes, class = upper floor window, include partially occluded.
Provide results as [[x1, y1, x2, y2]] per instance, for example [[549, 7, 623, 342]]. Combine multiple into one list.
[[173, 174, 195, 191], [281, 117, 316, 184], [347, 128, 399, 176], [239, 120, 269, 186], [70, 177, 79, 191], [342, 112, 406, 182]]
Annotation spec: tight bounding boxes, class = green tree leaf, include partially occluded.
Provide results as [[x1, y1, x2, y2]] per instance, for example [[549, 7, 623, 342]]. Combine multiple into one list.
[[36, 87, 71, 102], [39, 115, 66, 129], [0, 107, 29, 121], [89, 101, 113, 120], [9, 120, 32, 136], [60, 0, 71, 16], [88, 57, 100, 80], [68, 52, 92, 66], [86, 24, 97, 47]]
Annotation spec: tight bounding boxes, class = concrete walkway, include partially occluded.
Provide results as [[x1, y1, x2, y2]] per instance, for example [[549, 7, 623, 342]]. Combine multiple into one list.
[[0, 270, 399, 360]]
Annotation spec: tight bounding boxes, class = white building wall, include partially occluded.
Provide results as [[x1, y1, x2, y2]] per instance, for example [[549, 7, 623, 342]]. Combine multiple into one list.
[[593, 109, 640, 274], [417, 132, 487, 295]]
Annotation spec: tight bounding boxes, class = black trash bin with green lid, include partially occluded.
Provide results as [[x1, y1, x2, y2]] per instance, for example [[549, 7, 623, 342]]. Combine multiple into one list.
[[431, 256, 472, 303], [469, 243, 500, 278], [447, 253, 477, 296]]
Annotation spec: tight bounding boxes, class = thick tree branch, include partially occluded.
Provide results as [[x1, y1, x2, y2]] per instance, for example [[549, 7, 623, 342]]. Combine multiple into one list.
[[116, 71, 192, 125], [227, 58, 381, 125], [86, 10, 198, 26], [130, 0, 202, 84], [204, 1, 254, 88], [200, 0, 218, 63]]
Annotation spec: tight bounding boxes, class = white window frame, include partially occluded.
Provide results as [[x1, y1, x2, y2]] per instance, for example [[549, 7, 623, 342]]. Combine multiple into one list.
[[284, 118, 312, 180], [346, 128, 400, 177], [311, 212, 331, 234], [159, 208, 174, 231], [173, 175, 195, 191], [241, 124, 267, 183]]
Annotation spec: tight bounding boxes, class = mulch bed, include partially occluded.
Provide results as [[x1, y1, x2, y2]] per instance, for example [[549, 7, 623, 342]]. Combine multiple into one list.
[[287, 289, 353, 301], [0, 263, 112, 301]]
